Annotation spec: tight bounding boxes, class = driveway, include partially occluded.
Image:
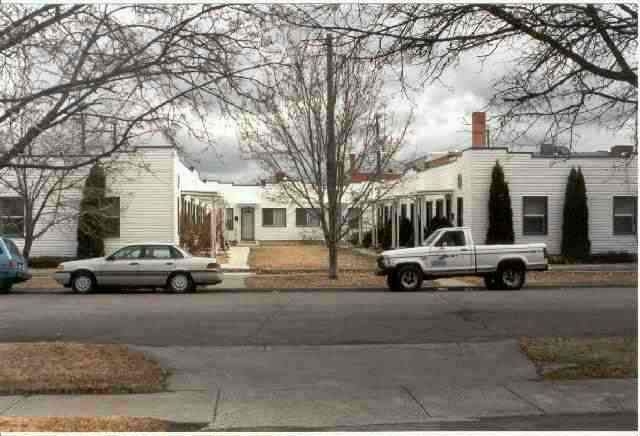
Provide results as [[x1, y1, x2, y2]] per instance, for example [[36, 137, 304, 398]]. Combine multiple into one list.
[[0, 287, 636, 346]]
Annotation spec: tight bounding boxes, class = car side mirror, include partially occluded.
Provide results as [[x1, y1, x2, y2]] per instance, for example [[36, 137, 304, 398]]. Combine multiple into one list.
[[106, 255, 115, 261]]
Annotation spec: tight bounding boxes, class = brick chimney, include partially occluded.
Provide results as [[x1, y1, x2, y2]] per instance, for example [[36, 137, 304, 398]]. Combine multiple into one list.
[[471, 112, 486, 148]]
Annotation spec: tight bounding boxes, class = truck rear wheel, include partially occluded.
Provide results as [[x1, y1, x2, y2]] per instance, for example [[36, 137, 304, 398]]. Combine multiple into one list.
[[483, 274, 500, 290], [497, 264, 525, 290], [396, 265, 423, 292]]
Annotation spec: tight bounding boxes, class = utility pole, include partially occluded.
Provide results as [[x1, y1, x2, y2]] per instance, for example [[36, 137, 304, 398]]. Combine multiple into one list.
[[325, 34, 338, 279]]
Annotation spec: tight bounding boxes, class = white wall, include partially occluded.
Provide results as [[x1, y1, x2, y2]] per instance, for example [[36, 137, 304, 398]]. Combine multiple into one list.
[[467, 148, 638, 254], [104, 147, 178, 254]]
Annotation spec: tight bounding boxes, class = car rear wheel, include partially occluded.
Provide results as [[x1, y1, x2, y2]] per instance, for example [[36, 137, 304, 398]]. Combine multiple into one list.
[[72, 272, 95, 294], [168, 273, 193, 293], [497, 264, 525, 290], [0, 282, 12, 294], [396, 265, 423, 292]]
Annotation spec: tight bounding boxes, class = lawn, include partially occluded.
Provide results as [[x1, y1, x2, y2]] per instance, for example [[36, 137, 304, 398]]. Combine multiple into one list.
[[249, 245, 375, 272], [520, 336, 637, 380], [0, 417, 199, 432], [0, 342, 167, 394]]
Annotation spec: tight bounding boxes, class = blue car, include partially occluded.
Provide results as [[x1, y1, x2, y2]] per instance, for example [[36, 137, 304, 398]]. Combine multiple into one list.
[[0, 236, 31, 293]]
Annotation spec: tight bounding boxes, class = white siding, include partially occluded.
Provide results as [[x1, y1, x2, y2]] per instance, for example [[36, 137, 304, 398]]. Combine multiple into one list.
[[104, 148, 178, 254], [468, 149, 638, 254]]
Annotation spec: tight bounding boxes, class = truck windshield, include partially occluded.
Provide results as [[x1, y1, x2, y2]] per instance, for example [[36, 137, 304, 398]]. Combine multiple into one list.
[[422, 230, 442, 247]]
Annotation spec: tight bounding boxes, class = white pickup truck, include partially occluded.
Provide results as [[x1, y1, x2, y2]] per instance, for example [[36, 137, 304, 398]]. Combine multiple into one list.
[[376, 227, 548, 291]]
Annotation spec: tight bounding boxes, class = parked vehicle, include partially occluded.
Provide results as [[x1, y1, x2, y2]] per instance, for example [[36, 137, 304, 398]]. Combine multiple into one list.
[[54, 243, 223, 293], [0, 236, 31, 293], [377, 227, 548, 291]]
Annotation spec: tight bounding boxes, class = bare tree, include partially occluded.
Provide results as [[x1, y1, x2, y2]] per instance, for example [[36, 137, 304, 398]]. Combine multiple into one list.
[[267, 4, 637, 147], [0, 4, 274, 170], [240, 34, 410, 279]]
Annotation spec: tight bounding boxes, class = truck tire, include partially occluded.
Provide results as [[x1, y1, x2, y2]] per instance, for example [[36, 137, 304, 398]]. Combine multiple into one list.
[[396, 265, 423, 292], [483, 274, 500, 290], [386, 271, 399, 291], [497, 264, 525, 290]]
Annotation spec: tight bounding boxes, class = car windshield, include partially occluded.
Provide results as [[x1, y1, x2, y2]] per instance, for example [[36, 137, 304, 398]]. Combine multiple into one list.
[[422, 230, 443, 247], [3, 238, 23, 258]]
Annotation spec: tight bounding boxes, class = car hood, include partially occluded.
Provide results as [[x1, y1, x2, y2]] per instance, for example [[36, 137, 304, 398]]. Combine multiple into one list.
[[61, 257, 105, 268]]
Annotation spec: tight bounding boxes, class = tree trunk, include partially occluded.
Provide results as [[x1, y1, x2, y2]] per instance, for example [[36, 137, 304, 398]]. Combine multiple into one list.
[[325, 34, 339, 280], [328, 241, 338, 280]]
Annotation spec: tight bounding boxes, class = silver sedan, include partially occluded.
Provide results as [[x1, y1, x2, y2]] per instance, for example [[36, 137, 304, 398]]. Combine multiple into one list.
[[54, 243, 223, 293]]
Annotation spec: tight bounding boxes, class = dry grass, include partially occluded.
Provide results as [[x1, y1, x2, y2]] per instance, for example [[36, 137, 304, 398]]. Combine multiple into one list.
[[459, 271, 637, 288], [520, 336, 637, 380], [0, 342, 167, 394], [0, 417, 189, 432], [249, 245, 375, 272], [14, 275, 61, 289], [246, 272, 387, 289]]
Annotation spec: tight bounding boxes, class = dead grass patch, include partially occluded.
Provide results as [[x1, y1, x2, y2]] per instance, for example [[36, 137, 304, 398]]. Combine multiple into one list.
[[249, 245, 375, 272], [246, 272, 386, 289], [0, 417, 195, 432], [520, 336, 637, 380], [0, 342, 167, 394]]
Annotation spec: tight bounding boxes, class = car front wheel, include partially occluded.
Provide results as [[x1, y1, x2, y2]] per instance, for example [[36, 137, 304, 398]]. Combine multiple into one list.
[[0, 282, 12, 294], [72, 272, 95, 294]]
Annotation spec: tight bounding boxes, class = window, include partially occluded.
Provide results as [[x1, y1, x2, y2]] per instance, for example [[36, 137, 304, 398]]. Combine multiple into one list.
[[0, 197, 24, 237], [296, 208, 320, 227], [523, 197, 547, 235], [225, 208, 234, 230], [103, 197, 120, 237], [457, 197, 463, 227], [401, 204, 407, 218], [144, 246, 173, 259], [3, 238, 22, 257], [263, 208, 287, 227], [426, 201, 433, 228], [111, 245, 142, 260], [347, 208, 361, 230], [436, 230, 466, 247], [613, 196, 637, 235]]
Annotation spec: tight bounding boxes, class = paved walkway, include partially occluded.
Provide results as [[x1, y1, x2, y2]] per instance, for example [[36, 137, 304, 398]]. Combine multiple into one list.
[[1, 340, 635, 429], [221, 246, 251, 271]]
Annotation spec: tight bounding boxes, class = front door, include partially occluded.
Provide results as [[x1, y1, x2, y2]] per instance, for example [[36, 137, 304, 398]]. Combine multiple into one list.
[[240, 207, 255, 241], [428, 230, 474, 275], [98, 245, 144, 287]]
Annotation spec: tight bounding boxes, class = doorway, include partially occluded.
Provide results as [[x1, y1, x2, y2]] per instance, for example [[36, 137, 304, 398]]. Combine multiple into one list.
[[240, 207, 255, 241]]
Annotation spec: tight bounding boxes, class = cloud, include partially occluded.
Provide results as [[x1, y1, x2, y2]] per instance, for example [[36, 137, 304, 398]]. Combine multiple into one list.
[[175, 49, 633, 182]]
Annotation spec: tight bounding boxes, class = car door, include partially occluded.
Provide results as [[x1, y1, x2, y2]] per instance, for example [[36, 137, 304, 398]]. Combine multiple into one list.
[[137, 245, 179, 287], [97, 245, 143, 287], [428, 230, 474, 275]]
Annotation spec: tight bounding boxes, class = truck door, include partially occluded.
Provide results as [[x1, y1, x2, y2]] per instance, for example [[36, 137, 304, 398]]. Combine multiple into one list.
[[429, 230, 474, 275]]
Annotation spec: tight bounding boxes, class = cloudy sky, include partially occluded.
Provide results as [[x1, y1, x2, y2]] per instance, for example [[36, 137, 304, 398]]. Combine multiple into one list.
[[179, 44, 634, 184]]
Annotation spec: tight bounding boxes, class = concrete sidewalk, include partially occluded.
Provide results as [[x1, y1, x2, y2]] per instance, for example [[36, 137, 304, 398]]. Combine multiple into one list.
[[1, 340, 635, 429]]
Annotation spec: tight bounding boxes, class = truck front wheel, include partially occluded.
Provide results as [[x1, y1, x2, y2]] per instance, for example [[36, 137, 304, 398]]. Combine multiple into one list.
[[395, 265, 423, 292]]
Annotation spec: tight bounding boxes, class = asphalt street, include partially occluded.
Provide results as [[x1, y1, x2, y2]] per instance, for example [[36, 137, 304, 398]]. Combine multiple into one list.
[[0, 287, 636, 346]]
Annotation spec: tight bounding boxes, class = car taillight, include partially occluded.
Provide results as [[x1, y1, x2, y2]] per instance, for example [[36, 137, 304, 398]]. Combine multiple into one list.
[[206, 262, 220, 269]]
